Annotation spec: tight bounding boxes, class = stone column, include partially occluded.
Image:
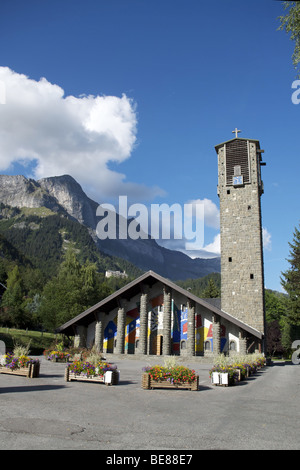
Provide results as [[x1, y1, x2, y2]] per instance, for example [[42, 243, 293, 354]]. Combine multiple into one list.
[[212, 315, 221, 356], [187, 300, 195, 356], [148, 310, 155, 355], [139, 293, 148, 355], [116, 307, 126, 354], [239, 331, 247, 355], [74, 325, 87, 348], [163, 287, 172, 356], [95, 320, 103, 353]]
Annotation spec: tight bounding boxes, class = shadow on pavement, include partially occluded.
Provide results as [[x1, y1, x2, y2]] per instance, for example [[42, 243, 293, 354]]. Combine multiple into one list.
[[0, 384, 67, 394]]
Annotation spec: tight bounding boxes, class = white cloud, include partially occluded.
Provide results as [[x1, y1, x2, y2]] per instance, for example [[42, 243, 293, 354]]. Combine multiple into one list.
[[263, 227, 272, 251], [187, 198, 220, 229], [0, 66, 164, 202], [202, 233, 220, 255], [152, 198, 220, 258]]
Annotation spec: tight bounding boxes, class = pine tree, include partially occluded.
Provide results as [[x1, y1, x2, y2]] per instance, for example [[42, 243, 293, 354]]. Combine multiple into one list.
[[201, 278, 220, 298], [281, 223, 300, 325], [1, 265, 28, 327]]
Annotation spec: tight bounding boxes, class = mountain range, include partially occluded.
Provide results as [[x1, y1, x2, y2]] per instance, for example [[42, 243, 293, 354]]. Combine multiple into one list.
[[0, 174, 220, 281]]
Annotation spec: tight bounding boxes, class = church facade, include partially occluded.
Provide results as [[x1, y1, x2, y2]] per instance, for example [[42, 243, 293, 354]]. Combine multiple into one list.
[[56, 270, 263, 356], [56, 133, 266, 356]]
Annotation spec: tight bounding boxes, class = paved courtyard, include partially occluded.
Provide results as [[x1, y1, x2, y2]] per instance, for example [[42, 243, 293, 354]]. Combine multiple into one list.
[[0, 355, 299, 452]]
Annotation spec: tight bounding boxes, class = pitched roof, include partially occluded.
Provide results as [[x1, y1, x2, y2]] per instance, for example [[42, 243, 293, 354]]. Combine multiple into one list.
[[56, 270, 263, 339]]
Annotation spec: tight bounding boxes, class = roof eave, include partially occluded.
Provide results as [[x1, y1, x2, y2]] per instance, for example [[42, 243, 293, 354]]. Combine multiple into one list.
[[215, 137, 260, 152]]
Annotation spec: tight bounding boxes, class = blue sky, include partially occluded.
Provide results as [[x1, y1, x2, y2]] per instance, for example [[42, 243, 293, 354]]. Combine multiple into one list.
[[0, 0, 299, 292]]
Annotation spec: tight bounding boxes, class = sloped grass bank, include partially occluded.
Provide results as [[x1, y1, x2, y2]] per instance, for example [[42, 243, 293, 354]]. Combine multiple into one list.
[[0, 327, 59, 354]]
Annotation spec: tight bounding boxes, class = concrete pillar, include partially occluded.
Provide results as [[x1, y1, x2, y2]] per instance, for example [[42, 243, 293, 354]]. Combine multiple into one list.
[[116, 307, 126, 354], [139, 293, 148, 355], [187, 300, 195, 356], [95, 320, 103, 353], [163, 287, 172, 356]]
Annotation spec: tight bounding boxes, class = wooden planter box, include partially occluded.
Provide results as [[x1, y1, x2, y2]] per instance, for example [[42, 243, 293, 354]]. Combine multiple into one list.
[[65, 366, 119, 386], [235, 369, 247, 381], [141, 373, 198, 391], [0, 362, 40, 378]]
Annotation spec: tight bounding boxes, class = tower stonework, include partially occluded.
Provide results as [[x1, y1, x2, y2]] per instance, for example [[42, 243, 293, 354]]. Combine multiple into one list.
[[215, 136, 266, 340]]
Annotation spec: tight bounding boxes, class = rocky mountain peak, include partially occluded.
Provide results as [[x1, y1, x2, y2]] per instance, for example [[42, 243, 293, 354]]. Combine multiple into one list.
[[38, 175, 98, 228], [0, 174, 61, 211]]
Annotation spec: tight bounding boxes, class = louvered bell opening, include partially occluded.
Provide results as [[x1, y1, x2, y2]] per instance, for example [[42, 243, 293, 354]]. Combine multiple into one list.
[[225, 140, 250, 185]]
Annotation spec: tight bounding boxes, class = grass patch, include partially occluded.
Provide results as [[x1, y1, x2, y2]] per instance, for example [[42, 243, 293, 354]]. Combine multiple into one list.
[[0, 327, 62, 355]]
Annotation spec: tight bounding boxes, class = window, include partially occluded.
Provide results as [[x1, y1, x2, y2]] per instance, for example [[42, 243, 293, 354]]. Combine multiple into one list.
[[229, 341, 236, 351], [204, 340, 211, 351]]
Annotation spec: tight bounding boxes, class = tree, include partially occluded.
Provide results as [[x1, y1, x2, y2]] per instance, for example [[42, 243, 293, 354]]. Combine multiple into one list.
[[279, 1, 300, 74], [38, 249, 113, 331], [1, 265, 28, 328], [281, 223, 300, 325], [201, 278, 220, 298], [266, 320, 284, 357], [265, 289, 286, 323]]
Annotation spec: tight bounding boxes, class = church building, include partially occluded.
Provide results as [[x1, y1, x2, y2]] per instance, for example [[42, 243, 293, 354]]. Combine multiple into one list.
[[56, 132, 266, 357]]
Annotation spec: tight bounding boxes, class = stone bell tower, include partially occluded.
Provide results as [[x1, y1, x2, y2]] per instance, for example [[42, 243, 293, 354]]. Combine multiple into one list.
[[215, 129, 266, 340]]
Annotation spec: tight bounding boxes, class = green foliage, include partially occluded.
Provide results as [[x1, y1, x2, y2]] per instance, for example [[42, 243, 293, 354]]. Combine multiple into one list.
[[265, 289, 287, 323], [278, 1, 300, 74], [201, 278, 220, 298], [0, 327, 57, 354], [38, 248, 115, 331], [281, 223, 300, 325], [0, 205, 141, 279], [1, 266, 28, 328], [176, 272, 221, 298]]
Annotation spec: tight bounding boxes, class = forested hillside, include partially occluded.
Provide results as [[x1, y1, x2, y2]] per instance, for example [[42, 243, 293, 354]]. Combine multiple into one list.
[[0, 204, 143, 330], [176, 273, 221, 298], [0, 204, 143, 279]]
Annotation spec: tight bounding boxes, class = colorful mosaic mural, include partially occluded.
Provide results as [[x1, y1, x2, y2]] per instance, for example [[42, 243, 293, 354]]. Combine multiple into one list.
[[103, 295, 227, 354]]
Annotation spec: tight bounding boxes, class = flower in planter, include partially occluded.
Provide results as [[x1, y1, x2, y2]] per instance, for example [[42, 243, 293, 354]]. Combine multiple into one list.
[[209, 365, 239, 382], [68, 360, 116, 377], [1, 352, 39, 370], [143, 365, 196, 384], [46, 350, 71, 361], [68, 361, 94, 376], [95, 361, 116, 375]]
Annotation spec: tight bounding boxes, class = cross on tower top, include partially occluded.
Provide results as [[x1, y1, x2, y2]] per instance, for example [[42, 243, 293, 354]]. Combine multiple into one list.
[[232, 128, 241, 138]]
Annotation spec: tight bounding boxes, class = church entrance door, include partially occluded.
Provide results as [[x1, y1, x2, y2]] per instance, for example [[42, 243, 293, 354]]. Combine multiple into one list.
[[156, 335, 163, 355]]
